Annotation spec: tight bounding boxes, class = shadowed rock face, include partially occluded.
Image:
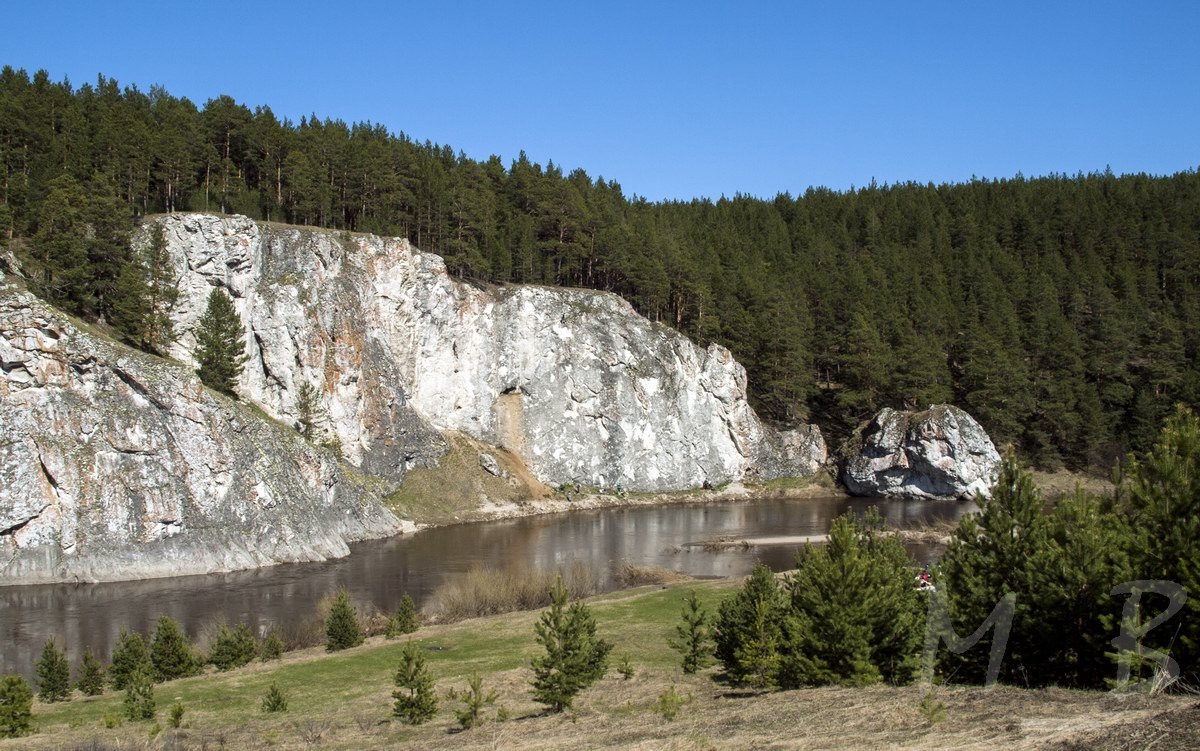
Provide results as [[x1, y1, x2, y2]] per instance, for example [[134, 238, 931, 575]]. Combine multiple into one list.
[[153, 213, 825, 492], [841, 405, 1000, 500], [0, 275, 402, 585]]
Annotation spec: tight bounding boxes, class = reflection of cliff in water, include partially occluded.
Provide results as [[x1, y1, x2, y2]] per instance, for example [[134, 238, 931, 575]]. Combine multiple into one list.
[[0, 495, 970, 679]]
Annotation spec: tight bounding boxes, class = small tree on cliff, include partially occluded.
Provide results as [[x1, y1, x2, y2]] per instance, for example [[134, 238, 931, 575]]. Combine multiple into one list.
[[194, 287, 247, 396]]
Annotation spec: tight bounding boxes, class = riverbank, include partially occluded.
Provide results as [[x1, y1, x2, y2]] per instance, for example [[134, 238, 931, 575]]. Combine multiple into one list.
[[384, 430, 847, 530], [383, 431, 1113, 535], [9, 579, 1194, 751]]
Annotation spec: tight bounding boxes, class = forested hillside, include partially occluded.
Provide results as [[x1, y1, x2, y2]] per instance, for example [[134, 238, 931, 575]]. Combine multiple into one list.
[[1, 66, 1197, 468]]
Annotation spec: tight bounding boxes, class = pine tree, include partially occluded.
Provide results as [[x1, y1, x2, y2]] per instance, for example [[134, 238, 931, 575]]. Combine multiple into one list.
[[392, 641, 437, 724], [208, 623, 258, 671], [260, 631, 284, 661], [668, 591, 713, 674], [713, 563, 785, 686], [123, 666, 156, 721], [325, 589, 364, 651], [939, 456, 1048, 684], [150, 615, 201, 682], [34, 640, 70, 703], [261, 682, 288, 713], [0, 674, 33, 738], [446, 673, 497, 730], [392, 594, 420, 636], [109, 629, 151, 691], [530, 576, 613, 712], [1118, 407, 1200, 683], [114, 222, 177, 352], [75, 647, 106, 696], [30, 174, 89, 312], [779, 509, 924, 688], [194, 287, 247, 395]]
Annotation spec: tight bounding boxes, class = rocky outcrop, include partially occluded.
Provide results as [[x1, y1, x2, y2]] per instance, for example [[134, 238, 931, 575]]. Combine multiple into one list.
[[0, 274, 403, 585], [841, 405, 1000, 499], [150, 213, 824, 492]]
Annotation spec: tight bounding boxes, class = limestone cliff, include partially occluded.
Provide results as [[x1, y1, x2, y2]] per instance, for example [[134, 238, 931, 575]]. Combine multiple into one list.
[[0, 274, 402, 585], [152, 213, 825, 492]]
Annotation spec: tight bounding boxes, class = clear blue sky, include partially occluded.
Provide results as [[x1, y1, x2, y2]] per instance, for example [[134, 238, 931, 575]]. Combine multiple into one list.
[[6, 1, 1198, 201]]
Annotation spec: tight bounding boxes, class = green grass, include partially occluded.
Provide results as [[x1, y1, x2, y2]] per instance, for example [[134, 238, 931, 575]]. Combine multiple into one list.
[[23, 579, 737, 743]]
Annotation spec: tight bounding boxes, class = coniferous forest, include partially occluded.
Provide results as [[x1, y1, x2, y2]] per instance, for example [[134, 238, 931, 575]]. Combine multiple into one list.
[[2, 66, 1197, 468]]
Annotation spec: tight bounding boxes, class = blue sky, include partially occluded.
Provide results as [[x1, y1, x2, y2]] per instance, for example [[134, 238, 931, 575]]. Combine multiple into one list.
[[6, 1, 1198, 201]]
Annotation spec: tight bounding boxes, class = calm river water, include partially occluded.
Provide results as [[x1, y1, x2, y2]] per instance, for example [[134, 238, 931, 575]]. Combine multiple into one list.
[[0, 495, 970, 679]]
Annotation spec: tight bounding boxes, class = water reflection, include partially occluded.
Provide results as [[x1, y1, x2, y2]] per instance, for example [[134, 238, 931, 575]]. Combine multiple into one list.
[[0, 495, 969, 678]]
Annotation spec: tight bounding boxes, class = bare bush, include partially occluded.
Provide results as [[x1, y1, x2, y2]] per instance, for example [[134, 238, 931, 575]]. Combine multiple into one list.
[[615, 560, 692, 587], [425, 561, 598, 622]]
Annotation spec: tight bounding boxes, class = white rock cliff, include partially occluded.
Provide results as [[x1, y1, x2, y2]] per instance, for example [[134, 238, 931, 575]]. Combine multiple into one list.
[[841, 405, 1001, 500], [0, 214, 827, 584], [0, 274, 402, 584], [155, 213, 825, 492]]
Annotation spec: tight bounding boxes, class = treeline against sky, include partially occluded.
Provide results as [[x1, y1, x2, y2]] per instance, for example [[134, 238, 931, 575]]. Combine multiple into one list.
[[1, 67, 1197, 467]]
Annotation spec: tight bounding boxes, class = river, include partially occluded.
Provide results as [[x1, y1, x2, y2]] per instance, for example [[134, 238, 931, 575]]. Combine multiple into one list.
[[0, 495, 969, 679]]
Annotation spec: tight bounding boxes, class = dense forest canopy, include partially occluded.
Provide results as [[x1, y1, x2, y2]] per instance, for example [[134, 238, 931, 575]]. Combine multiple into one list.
[[1, 66, 1197, 469]]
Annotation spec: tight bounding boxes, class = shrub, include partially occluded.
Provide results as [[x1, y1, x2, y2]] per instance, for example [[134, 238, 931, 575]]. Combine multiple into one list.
[[392, 642, 437, 725], [654, 684, 688, 721], [109, 629, 151, 690], [446, 673, 497, 730], [150, 615, 202, 682], [75, 647, 106, 696], [427, 561, 598, 622], [669, 590, 713, 674], [123, 667, 156, 721], [35, 640, 71, 702], [209, 623, 258, 671], [325, 589, 364, 651], [0, 674, 33, 738], [262, 683, 288, 713], [530, 576, 612, 712], [616, 655, 635, 680], [169, 701, 185, 728]]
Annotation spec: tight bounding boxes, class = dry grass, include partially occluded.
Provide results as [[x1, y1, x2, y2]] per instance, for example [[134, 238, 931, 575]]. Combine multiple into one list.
[[424, 561, 599, 623], [615, 561, 693, 587], [700, 536, 753, 552], [887, 516, 961, 545], [383, 431, 548, 524], [12, 582, 1198, 751]]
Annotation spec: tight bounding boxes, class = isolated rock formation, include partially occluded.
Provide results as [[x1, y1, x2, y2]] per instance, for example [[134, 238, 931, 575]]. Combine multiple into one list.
[[0, 274, 402, 584], [841, 405, 1000, 499], [151, 213, 824, 492]]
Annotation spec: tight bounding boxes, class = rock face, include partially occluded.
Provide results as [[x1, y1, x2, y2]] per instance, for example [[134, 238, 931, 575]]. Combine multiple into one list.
[[152, 213, 825, 492], [0, 274, 402, 585], [841, 405, 1000, 499]]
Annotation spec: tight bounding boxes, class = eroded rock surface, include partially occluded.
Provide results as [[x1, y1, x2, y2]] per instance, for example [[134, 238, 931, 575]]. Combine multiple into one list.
[[0, 274, 401, 584], [841, 405, 1000, 499], [152, 213, 825, 492]]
